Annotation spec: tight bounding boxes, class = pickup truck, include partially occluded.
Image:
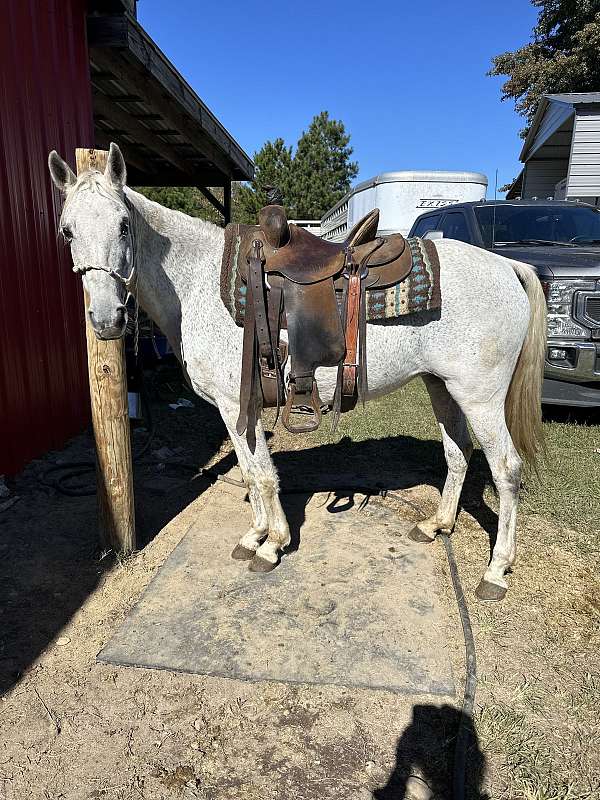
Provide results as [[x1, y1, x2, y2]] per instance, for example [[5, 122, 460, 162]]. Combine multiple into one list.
[[408, 200, 600, 407]]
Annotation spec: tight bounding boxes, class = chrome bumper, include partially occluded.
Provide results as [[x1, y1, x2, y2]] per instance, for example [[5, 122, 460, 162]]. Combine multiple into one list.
[[544, 339, 600, 382]]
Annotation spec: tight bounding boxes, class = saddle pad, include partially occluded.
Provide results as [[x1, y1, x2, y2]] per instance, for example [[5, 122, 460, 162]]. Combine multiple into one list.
[[220, 228, 441, 327], [363, 237, 441, 321]]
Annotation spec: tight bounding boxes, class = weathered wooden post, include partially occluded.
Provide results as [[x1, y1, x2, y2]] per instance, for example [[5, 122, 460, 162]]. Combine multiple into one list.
[[75, 147, 136, 555]]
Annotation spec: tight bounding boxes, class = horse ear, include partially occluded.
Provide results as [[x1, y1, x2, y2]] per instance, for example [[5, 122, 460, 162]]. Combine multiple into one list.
[[104, 142, 127, 190], [48, 151, 77, 193]]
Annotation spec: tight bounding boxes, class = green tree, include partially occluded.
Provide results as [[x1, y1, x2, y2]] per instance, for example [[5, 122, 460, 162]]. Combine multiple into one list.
[[490, 1, 600, 136], [135, 185, 224, 224], [235, 138, 293, 223], [289, 112, 358, 219], [236, 113, 358, 222]]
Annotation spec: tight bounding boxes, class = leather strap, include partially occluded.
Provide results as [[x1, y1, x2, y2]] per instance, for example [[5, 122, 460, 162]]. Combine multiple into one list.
[[342, 271, 361, 396], [236, 256, 259, 451], [357, 276, 368, 406], [330, 276, 349, 433], [248, 240, 272, 361]]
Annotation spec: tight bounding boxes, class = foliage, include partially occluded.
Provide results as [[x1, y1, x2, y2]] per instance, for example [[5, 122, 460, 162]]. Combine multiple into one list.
[[489, 1, 600, 136], [134, 186, 224, 224], [288, 112, 358, 219], [235, 139, 293, 224], [236, 112, 358, 223]]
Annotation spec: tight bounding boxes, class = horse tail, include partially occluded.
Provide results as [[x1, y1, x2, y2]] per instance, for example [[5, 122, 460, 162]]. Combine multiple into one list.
[[505, 260, 547, 473]]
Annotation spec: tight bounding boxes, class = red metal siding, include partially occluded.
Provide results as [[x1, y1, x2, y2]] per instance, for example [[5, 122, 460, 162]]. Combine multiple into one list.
[[0, 0, 94, 474]]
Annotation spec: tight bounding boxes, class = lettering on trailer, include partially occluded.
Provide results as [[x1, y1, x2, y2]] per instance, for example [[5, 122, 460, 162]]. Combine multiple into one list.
[[416, 199, 459, 209]]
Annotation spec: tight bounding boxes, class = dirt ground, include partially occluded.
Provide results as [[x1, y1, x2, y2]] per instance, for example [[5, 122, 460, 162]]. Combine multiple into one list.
[[1, 377, 599, 800]]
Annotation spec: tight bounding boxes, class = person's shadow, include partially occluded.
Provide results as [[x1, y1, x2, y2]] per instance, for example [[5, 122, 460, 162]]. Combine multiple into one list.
[[373, 704, 489, 800]]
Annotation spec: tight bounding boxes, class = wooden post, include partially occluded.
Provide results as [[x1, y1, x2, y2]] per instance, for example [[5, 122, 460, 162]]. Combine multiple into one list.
[[223, 180, 231, 225], [75, 148, 136, 555]]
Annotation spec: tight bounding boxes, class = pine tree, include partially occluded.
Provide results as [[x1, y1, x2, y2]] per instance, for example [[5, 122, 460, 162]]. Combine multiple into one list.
[[489, 1, 600, 136], [289, 112, 358, 219], [135, 186, 223, 224], [235, 138, 293, 223]]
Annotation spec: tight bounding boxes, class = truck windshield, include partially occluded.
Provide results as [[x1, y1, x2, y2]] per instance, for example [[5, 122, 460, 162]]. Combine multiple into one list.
[[474, 204, 600, 247]]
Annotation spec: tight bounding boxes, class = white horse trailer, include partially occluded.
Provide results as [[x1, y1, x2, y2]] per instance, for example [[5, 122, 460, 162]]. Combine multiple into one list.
[[321, 171, 488, 241]]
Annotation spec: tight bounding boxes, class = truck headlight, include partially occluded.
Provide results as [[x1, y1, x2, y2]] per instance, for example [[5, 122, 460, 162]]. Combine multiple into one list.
[[540, 279, 595, 339]]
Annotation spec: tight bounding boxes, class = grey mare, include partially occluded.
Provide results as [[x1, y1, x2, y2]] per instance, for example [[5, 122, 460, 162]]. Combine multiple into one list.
[[48, 144, 546, 601]]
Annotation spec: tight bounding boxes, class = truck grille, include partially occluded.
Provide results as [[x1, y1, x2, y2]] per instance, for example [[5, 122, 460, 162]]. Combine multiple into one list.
[[585, 296, 600, 326]]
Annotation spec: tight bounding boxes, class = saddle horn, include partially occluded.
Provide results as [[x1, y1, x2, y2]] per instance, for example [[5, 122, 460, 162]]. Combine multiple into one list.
[[258, 203, 290, 249]]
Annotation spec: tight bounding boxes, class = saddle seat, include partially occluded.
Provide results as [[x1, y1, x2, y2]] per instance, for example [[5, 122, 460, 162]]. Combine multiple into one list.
[[234, 204, 414, 447], [242, 206, 411, 288]]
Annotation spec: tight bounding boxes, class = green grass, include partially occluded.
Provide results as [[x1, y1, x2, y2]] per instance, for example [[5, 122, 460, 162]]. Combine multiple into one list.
[[305, 378, 600, 542]]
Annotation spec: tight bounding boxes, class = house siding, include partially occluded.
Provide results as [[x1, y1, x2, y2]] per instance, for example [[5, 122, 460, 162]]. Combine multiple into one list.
[[566, 105, 600, 199], [522, 160, 569, 199]]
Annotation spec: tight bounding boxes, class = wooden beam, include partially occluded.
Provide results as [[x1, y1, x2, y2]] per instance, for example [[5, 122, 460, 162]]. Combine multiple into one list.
[[197, 186, 225, 217], [87, 14, 252, 177], [223, 180, 231, 225], [94, 130, 148, 175], [75, 147, 136, 556], [89, 43, 252, 180], [93, 89, 193, 179]]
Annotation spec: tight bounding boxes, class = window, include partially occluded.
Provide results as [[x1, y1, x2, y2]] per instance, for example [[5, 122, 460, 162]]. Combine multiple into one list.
[[440, 211, 470, 243], [474, 204, 600, 248], [412, 214, 441, 237]]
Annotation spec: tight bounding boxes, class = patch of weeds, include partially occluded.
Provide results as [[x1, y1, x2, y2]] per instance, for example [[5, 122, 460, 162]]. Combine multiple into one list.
[[478, 702, 599, 800]]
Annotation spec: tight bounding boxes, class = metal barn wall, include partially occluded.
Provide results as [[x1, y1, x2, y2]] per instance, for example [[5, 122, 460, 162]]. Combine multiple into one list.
[[0, 0, 94, 474]]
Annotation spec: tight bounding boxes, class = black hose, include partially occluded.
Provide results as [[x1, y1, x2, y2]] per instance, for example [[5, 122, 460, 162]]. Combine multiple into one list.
[[440, 532, 477, 800], [380, 491, 477, 800]]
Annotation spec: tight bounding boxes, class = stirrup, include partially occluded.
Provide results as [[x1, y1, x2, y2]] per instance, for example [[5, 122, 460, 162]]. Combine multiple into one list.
[[282, 381, 322, 433]]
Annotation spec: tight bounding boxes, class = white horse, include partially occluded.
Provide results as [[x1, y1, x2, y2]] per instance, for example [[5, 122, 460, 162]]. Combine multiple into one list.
[[48, 144, 546, 601]]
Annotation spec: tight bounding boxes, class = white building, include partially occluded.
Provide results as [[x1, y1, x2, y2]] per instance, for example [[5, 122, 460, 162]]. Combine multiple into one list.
[[507, 93, 600, 205], [320, 170, 488, 241]]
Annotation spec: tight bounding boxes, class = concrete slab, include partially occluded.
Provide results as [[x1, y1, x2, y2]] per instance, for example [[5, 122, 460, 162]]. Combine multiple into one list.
[[99, 487, 455, 696]]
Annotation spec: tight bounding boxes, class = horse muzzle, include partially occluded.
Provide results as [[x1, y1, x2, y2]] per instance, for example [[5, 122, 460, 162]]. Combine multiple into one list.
[[88, 305, 127, 340]]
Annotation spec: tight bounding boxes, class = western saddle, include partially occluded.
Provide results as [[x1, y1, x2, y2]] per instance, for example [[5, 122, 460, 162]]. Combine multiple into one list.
[[234, 204, 413, 450]]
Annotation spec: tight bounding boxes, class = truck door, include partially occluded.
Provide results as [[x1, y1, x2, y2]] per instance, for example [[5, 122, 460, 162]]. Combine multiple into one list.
[[438, 210, 471, 243]]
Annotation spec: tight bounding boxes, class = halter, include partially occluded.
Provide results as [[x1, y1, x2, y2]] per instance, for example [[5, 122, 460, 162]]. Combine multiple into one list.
[[65, 194, 140, 355]]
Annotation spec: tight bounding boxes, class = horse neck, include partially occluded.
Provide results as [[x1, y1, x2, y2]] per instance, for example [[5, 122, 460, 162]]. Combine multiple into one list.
[[125, 188, 224, 352]]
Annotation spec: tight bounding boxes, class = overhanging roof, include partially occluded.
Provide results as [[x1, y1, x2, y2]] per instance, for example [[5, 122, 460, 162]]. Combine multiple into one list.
[[86, 12, 253, 186], [519, 93, 600, 163]]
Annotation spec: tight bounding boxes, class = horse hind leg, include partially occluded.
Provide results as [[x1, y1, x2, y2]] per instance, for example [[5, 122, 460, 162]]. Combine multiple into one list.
[[464, 403, 521, 602], [409, 375, 473, 543]]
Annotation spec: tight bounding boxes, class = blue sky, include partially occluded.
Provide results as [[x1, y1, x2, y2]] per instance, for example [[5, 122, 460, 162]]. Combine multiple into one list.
[[137, 0, 538, 195]]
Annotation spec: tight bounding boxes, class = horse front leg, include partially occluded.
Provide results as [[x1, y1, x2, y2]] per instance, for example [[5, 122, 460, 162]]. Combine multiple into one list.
[[220, 404, 290, 572]]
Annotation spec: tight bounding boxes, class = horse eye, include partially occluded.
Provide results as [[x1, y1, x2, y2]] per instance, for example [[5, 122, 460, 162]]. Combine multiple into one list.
[[61, 226, 73, 243], [120, 220, 129, 237]]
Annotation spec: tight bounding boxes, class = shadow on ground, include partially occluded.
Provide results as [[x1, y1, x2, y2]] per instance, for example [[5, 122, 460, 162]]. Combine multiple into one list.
[[1, 388, 498, 696], [373, 704, 489, 800], [254, 434, 498, 561], [0, 388, 229, 696]]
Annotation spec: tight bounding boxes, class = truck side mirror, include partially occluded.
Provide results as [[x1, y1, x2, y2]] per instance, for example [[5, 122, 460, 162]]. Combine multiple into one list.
[[423, 230, 444, 240]]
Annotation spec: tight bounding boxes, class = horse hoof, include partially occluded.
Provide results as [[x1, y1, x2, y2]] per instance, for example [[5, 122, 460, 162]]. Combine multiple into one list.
[[231, 544, 256, 561], [248, 556, 278, 573], [475, 579, 507, 602], [408, 525, 435, 544]]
